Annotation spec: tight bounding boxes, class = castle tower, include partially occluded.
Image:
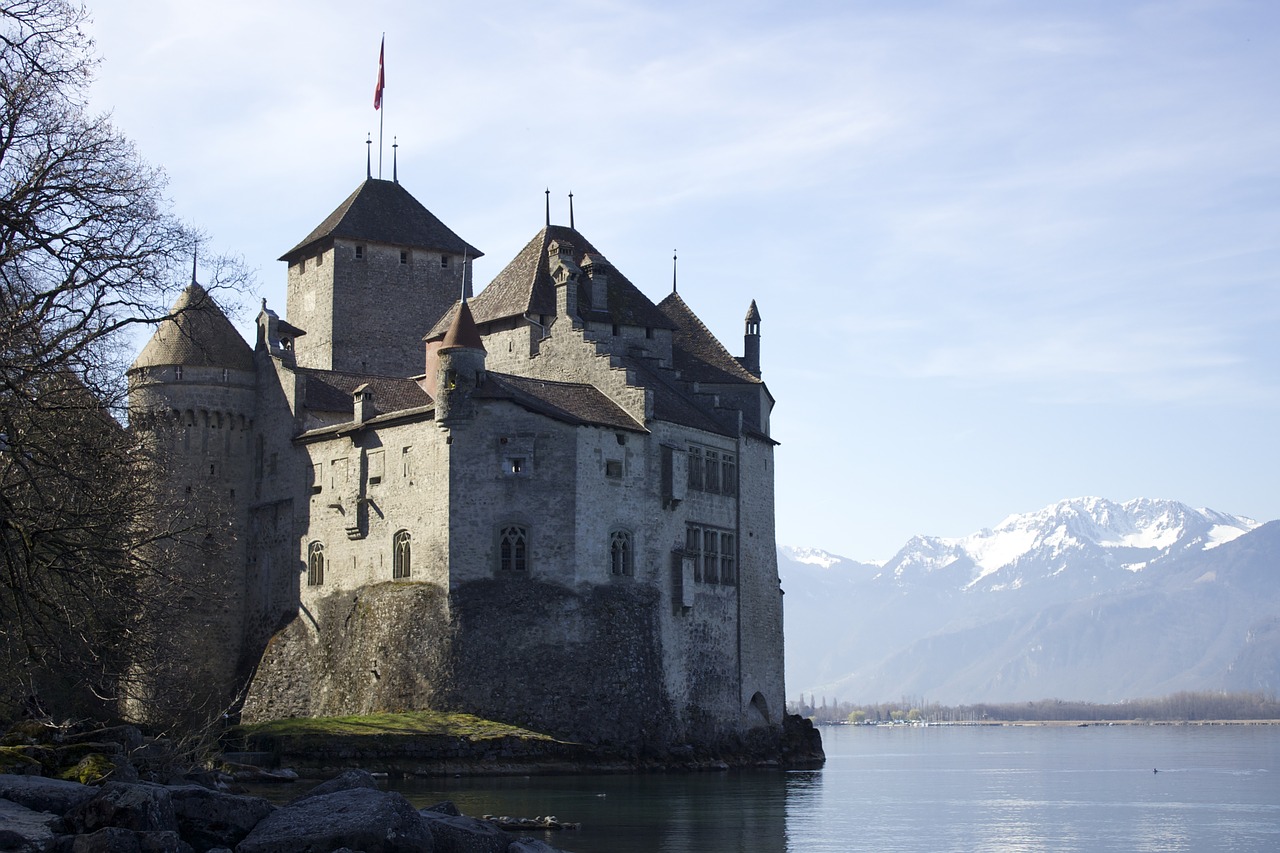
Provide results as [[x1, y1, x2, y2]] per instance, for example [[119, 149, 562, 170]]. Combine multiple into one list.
[[126, 281, 257, 723], [280, 179, 482, 378]]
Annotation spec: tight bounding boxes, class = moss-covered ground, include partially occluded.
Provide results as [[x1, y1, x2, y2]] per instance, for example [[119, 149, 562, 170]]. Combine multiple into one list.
[[232, 710, 560, 743]]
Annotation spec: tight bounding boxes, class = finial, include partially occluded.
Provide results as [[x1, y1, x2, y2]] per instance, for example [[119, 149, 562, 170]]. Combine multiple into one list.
[[392, 136, 398, 184], [261, 297, 267, 312], [460, 249, 468, 303], [672, 250, 678, 294], [545, 188, 550, 227], [191, 245, 198, 286], [569, 192, 575, 230], [366, 134, 372, 179]]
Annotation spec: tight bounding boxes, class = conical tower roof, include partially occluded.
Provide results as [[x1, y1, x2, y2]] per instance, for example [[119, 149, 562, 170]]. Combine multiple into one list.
[[131, 283, 254, 372], [280, 179, 482, 262], [440, 300, 486, 352]]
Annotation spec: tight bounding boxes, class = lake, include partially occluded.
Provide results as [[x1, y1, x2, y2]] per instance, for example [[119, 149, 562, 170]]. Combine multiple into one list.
[[387, 723, 1280, 852]]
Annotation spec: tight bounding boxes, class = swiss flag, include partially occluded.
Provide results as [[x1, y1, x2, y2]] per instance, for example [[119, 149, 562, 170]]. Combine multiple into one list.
[[374, 37, 385, 110]]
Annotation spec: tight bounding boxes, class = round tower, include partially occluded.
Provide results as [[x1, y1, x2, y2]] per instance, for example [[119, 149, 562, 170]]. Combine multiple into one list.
[[435, 299, 487, 426], [125, 280, 258, 724]]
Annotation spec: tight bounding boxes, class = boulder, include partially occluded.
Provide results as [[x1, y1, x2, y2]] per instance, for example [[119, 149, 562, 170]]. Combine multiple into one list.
[[0, 797, 58, 853], [64, 783, 178, 835], [164, 786, 274, 853], [287, 770, 378, 805], [418, 812, 507, 853], [0, 776, 96, 816], [235, 787, 433, 853]]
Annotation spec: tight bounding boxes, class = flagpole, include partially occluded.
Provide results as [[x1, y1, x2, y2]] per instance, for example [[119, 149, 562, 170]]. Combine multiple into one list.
[[378, 33, 385, 179]]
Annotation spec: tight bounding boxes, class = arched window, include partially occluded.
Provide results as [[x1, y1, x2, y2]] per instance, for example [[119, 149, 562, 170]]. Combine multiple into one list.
[[499, 525, 528, 573], [307, 541, 325, 586], [393, 530, 411, 579], [610, 530, 632, 576]]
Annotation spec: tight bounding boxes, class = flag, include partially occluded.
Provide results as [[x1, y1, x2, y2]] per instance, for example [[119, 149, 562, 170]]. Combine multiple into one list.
[[373, 37, 385, 110]]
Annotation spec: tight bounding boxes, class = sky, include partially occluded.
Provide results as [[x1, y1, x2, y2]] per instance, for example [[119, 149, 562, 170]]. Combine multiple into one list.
[[82, 0, 1280, 561]]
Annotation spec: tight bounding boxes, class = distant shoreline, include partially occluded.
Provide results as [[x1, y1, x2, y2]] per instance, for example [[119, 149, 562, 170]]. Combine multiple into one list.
[[821, 719, 1280, 727]]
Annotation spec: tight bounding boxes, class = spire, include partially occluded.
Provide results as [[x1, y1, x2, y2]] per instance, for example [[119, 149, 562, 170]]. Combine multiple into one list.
[[366, 134, 372, 179], [743, 299, 762, 377], [569, 191, 575, 230], [392, 136, 398, 184], [672, 250, 678, 294], [191, 247, 198, 286], [544, 188, 550, 227]]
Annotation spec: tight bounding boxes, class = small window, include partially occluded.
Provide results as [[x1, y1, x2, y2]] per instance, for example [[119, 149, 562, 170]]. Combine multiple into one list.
[[316, 251, 324, 266], [221, 368, 230, 383], [311, 463, 322, 494], [610, 530, 632, 576], [368, 449, 384, 485], [720, 532, 736, 586], [393, 530, 411, 579], [299, 257, 306, 272], [703, 529, 719, 584], [441, 254, 450, 268], [605, 459, 623, 478], [401, 446, 413, 478], [611, 324, 620, 336], [400, 250, 408, 265], [645, 327, 653, 340], [174, 366, 184, 381], [354, 245, 365, 260], [705, 450, 720, 493], [307, 542, 325, 586], [499, 525, 528, 573], [506, 456, 527, 475], [687, 446, 703, 491]]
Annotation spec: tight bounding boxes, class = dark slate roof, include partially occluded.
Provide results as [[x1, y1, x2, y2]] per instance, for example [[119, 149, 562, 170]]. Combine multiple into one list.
[[131, 283, 254, 372], [430, 225, 674, 336], [280, 179, 482, 262], [657, 292, 762, 386], [478, 373, 646, 432], [621, 356, 738, 438], [299, 367, 433, 414]]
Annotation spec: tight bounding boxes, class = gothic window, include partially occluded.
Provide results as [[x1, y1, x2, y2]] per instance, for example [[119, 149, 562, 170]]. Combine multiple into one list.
[[393, 530, 411, 579], [610, 530, 632, 576], [307, 542, 325, 586], [499, 525, 528, 573]]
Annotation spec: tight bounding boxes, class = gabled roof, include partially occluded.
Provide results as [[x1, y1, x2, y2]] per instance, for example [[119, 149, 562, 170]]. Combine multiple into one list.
[[430, 225, 675, 336], [657, 292, 761, 386], [299, 367, 433, 414], [280, 179, 482, 262], [131, 283, 254, 372], [479, 373, 646, 432]]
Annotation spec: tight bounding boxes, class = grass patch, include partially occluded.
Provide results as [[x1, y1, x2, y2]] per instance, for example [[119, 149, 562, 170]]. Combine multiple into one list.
[[233, 710, 559, 743]]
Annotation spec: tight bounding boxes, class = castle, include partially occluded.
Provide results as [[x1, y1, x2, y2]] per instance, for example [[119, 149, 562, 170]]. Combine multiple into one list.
[[127, 175, 784, 751]]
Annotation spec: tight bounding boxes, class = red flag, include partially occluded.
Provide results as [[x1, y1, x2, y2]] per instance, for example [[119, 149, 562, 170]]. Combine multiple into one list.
[[373, 37, 385, 110]]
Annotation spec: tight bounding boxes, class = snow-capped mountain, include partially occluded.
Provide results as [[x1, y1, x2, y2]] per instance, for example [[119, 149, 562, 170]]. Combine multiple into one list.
[[780, 498, 1276, 705]]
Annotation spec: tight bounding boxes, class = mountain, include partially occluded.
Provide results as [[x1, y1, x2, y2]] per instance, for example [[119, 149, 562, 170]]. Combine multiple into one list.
[[780, 497, 1279, 704]]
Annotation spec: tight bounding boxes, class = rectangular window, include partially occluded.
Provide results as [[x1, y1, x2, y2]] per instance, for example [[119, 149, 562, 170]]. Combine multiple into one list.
[[400, 250, 409, 265], [704, 450, 720, 493], [311, 463, 322, 494], [687, 447, 703, 491], [330, 457, 348, 491], [605, 459, 623, 478], [401, 447, 413, 478], [367, 449, 384, 485], [354, 245, 365, 259], [720, 532, 736, 586], [441, 254, 450, 268], [722, 453, 737, 496], [686, 525, 702, 583], [703, 529, 719, 584]]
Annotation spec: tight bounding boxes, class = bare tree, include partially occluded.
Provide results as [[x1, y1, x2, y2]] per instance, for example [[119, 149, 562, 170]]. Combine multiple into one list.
[[1, 0, 248, 723]]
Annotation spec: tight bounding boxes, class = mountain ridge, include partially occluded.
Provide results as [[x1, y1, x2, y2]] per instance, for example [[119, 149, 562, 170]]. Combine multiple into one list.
[[780, 497, 1277, 704]]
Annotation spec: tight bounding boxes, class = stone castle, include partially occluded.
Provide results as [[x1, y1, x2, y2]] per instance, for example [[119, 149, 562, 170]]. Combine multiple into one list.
[[128, 175, 784, 751]]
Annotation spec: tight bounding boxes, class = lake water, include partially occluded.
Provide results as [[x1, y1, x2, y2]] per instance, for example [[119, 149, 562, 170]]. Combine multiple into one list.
[[388, 724, 1280, 852]]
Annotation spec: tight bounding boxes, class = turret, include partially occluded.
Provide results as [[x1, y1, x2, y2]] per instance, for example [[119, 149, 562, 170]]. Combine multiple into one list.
[[435, 300, 486, 425]]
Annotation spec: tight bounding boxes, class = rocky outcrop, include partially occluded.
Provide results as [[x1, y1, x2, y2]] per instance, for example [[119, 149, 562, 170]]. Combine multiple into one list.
[[0, 771, 572, 853]]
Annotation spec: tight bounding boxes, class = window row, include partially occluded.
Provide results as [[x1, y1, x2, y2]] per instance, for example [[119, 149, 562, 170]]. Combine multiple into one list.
[[686, 524, 736, 586], [687, 445, 736, 496], [306, 530, 412, 586], [306, 527, 636, 585]]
